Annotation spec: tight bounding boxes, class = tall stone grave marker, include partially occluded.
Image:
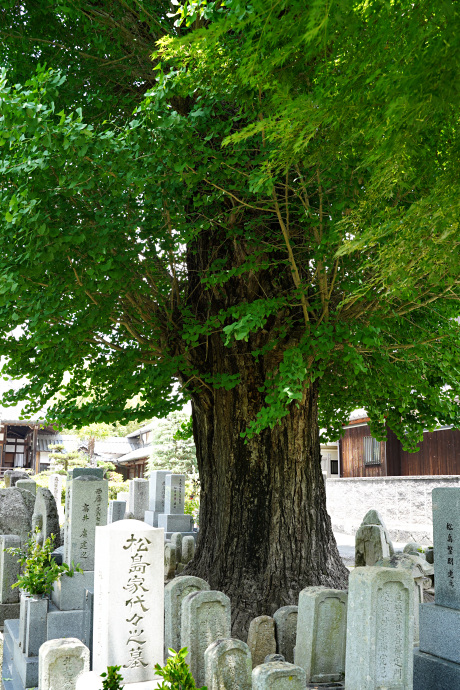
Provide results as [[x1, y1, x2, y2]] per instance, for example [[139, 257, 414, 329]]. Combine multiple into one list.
[[32, 487, 61, 548], [16, 479, 37, 495], [205, 638, 252, 690], [49, 474, 63, 507], [92, 519, 164, 685], [145, 470, 171, 527], [181, 590, 231, 687], [129, 478, 149, 521], [108, 500, 126, 523], [0, 534, 21, 625], [247, 615, 276, 668], [414, 488, 460, 689], [158, 474, 193, 536], [164, 575, 210, 656], [295, 586, 347, 683], [274, 605, 298, 664], [65, 474, 108, 571], [38, 637, 90, 690], [345, 566, 414, 690]]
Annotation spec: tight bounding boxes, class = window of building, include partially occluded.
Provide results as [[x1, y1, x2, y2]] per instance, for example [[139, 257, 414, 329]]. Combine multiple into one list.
[[364, 436, 381, 465], [330, 460, 339, 475]]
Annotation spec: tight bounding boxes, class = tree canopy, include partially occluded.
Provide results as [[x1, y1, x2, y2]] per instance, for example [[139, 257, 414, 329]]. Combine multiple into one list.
[[0, 0, 459, 449]]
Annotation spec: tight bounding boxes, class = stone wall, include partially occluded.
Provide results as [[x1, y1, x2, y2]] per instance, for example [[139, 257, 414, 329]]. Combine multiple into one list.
[[326, 475, 460, 544]]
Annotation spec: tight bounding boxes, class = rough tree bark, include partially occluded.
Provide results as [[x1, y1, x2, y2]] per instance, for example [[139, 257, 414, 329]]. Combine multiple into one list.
[[181, 232, 349, 639]]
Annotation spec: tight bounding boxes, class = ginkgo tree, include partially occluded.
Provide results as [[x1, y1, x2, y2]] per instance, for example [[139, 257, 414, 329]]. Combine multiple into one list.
[[0, 0, 459, 635]]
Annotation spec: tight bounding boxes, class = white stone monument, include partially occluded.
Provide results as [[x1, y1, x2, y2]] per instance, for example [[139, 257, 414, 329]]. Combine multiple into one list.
[[92, 520, 164, 686], [145, 470, 172, 527], [38, 637, 90, 690], [345, 566, 414, 689]]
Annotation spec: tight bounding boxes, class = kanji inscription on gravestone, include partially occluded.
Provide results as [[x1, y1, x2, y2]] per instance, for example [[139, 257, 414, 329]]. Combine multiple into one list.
[[433, 488, 460, 609]]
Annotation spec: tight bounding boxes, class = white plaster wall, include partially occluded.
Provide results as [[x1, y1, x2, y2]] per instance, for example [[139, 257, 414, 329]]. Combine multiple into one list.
[[326, 475, 460, 544]]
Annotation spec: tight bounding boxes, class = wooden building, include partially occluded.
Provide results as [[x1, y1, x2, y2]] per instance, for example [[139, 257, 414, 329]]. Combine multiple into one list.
[[0, 417, 46, 476], [339, 410, 460, 477]]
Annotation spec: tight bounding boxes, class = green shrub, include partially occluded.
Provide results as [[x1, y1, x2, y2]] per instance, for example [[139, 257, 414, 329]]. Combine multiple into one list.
[[155, 648, 207, 689], [101, 665, 124, 689], [6, 529, 83, 597]]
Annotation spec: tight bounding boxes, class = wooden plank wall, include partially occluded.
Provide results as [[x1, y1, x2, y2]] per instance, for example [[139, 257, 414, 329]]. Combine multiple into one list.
[[400, 428, 460, 476], [340, 424, 387, 478]]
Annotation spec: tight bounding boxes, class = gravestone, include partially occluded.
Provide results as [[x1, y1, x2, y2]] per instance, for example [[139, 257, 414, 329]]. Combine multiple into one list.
[[205, 638, 252, 690], [0, 488, 34, 542], [377, 552, 433, 645], [164, 575, 210, 656], [4, 470, 29, 487], [158, 474, 193, 535], [117, 491, 129, 509], [355, 508, 393, 566], [64, 475, 108, 571], [295, 586, 347, 683], [145, 470, 172, 527], [273, 605, 298, 664], [128, 478, 149, 521], [92, 519, 164, 685], [16, 479, 37, 495], [404, 542, 425, 558], [182, 535, 195, 564], [32, 487, 61, 548], [414, 487, 460, 688], [247, 615, 277, 669], [49, 474, 63, 508], [0, 534, 21, 625], [181, 589, 231, 687], [107, 500, 126, 523], [345, 566, 414, 689], [170, 532, 183, 563], [38, 637, 90, 690], [252, 661, 306, 689], [164, 543, 176, 580]]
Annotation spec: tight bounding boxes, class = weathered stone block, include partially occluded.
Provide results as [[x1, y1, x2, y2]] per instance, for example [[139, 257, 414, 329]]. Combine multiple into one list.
[[205, 638, 252, 690], [164, 575, 210, 656], [252, 661, 306, 689], [247, 616, 276, 669], [273, 605, 297, 664], [38, 637, 90, 690]]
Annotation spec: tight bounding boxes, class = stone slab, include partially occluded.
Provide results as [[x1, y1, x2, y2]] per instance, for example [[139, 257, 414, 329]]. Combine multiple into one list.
[[9, 619, 39, 688], [252, 661, 307, 689], [39, 637, 90, 690], [413, 647, 460, 690], [157, 514, 193, 533], [65, 476, 108, 570], [24, 596, 48, 658], [129, 479, 149, 521], [108, 500, 126, 523], [164, 474, 186, 515], [67, 468, 104, 480], [164, 576, 210, 656], [52, 571, 94, 611], [14, 481, 36, 496], [46, 608, 85, 643], [419, 602, 460, 664], [432, 487, 460, 609], [82, 587, 94, 664], [148, 471, 172, 513], [93, 520, 164, 685], [0, 603, 20, 627], [0, 535, 21, 604]]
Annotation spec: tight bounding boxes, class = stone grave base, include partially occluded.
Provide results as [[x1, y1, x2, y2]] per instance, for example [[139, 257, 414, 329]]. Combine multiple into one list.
[[414, 648, 460, 689], [3, 619, 38, 690], [76, 671, 163, 689], [306, 684, 344, 689], [165, 530, 197, 541]]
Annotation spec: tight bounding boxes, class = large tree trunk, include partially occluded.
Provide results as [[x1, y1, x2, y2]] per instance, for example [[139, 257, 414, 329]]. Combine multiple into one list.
[[186, 377, 349, 639]]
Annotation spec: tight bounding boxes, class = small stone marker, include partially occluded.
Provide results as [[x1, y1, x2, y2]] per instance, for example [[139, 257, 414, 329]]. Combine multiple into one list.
[[404, 542, 425, 558], [32, 487, 61, 548], [145, 470, 172, 527], [129, 478, 149, 521], [4, 469, 29, 487], [205, 638, 252, 690], [49, 474, 63, 507], [355, 508, 394, 566], [108, 500, 126, 523], [247, 615, 276, 669], [171, 532, 183, 563], [295, 586, 347, 683], [65, 475, 108, 571], [93, 519, 164, 685], [117, 490, 129, 507], [165, 474, 186, 514], [164, 575, 210, 656], [0, 534, 21, 604], [182, 535, 195, 564], [24, 595, 48, 657], [181, 590, 231, 687], [16, 479, 37, 495], [252, 661, 306, 689], [345, 566, 414, 690], [38, 637, 90, 690], [274, 605, 298, 664], [164, 542, 176, 580]]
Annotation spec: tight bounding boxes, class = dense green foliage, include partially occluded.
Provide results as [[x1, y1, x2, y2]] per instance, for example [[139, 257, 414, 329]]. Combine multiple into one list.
[[0, 0, 459, 451], [6, 529, 83, 597], [100, 665, 125, 690]]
